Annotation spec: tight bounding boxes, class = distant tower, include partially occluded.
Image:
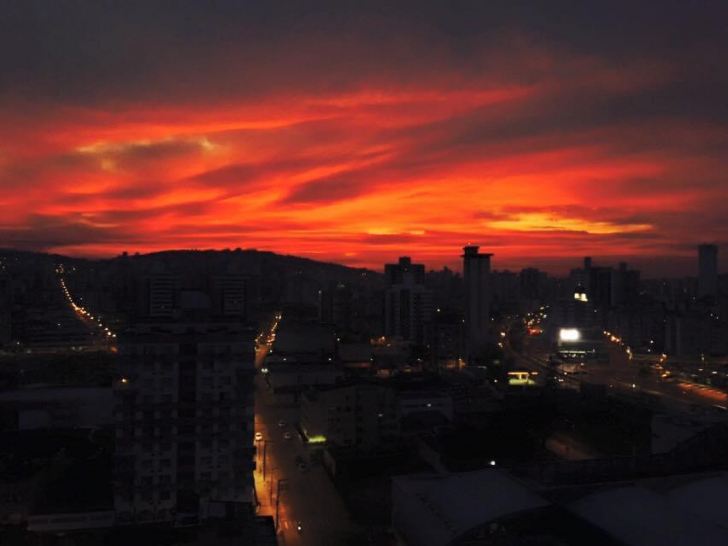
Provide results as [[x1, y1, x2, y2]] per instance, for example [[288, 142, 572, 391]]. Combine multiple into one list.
[[147, 274, 177, 318], [115, 278, 256, 525], [212, 274, 247, 319], [698, 244, 718, 298], [0, 273, 11, 346], [462, 246, 492, 364], [383, 257, 434, 345]]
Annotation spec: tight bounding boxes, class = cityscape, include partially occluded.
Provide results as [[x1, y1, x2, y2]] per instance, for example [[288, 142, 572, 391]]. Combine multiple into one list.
[[2, 2, 728, 546], [1, 244, 727, 545]]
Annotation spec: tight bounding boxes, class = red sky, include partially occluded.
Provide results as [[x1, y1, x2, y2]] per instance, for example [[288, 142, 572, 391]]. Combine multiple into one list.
[[1, 2, 727, 275]]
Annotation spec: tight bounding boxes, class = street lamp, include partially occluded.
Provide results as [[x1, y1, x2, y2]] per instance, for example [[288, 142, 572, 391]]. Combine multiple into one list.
[[268, 466, 280, 504]]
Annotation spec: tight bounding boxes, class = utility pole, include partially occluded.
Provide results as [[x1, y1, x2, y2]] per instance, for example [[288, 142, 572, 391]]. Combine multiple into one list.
[[275, 478, 290, 531], [263, 440, 272, 480], [269, 471, 274, 504], [268, 467, 278, 504]]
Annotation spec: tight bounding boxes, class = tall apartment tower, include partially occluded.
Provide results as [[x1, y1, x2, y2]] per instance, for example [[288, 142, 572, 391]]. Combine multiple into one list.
[[698, 244, 718, 299], [211, 274, 247, 319], [113, 301, 256, 525], [610, 262, 641, 307], [462, 246, 492, 364], [145, 274, 177, 318], [0, 273, 11, 347], [319, 282, 353, 334], [384, 257, 435, 345]]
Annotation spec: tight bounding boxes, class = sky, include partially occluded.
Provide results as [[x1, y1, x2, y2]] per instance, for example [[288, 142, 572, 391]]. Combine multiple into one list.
[[1, 1, 727, 275]]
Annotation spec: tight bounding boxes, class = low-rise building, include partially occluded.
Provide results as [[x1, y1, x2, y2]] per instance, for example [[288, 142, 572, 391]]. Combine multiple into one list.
[[392, 470, 550, 546], [0, 387, 113, 431], [263, 362, 343, 392], [272, 323, 336, 359], [397, 391, 453, 422], [301, 381, 399, 450], [393, 467, 728, 546], [338, 342, 374, 368]]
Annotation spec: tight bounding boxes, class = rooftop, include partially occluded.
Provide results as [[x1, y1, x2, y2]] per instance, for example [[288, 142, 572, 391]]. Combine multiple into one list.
[[569, 483, 728, 546], [393, 469, 549, 546]]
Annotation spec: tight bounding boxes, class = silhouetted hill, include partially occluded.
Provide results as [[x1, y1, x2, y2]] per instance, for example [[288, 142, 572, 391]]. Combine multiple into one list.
[[0, 247, 382, 290]]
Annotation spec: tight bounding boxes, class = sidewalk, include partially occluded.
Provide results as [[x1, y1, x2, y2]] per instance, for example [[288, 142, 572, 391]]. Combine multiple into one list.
[[254, 471, 290, 544]]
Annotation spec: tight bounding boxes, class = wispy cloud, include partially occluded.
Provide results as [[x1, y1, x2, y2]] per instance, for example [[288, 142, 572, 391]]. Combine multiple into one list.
[[1, 1, 727, 274]]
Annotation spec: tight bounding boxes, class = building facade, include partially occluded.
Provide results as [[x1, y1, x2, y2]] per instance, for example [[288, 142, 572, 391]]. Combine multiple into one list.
[[301, 382, 399, 450], [211, 274, 248, 319], [698, 244, 718, 299], [113, 320, 256, 525], [462, 246, 493, 364], [319, 282, 353, 334], [384, 257, 435, 345], [0, 273, 11, 347], [143, 274, 178, 318]]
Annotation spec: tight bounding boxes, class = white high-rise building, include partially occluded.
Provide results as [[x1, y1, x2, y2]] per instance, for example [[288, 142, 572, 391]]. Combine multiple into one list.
[[462, 246, 492, 364]]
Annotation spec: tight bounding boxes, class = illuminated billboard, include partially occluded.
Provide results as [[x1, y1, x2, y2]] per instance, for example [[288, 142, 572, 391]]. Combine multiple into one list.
[[508, 371, 537, 386], [559, 328, 581, 342]]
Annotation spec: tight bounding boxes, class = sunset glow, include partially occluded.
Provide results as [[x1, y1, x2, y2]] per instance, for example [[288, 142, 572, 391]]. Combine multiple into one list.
[[1, 2, 727, 274]]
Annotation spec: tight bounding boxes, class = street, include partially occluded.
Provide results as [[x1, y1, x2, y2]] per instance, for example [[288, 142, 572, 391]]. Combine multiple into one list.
[[253, 342, 354, 545], [58, 274, 117, 351]]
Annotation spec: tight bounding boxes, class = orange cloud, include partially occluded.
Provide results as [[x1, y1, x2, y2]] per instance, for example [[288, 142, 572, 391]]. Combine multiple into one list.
[[1, 4, 728, 276]]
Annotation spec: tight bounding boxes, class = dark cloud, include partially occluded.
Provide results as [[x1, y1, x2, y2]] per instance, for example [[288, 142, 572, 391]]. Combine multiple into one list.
[[0, 152, 96, 189], [101, 184, 168, 202], [2, 1, 727, 108], [0, 214, 127, 250], [1, 1, 727, 273], [110, 139, 209, 164], [188, 156, 341, 192], [279, 173, 372, 205]]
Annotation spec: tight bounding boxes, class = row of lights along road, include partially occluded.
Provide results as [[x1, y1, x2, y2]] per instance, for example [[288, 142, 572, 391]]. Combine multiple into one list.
[[58, 271, 117, 341]]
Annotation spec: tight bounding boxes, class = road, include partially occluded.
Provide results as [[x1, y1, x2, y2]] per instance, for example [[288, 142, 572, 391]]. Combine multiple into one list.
[[58, 275, 116, 351], [510, 333, 728, 415], [253, 342, 354, 545]]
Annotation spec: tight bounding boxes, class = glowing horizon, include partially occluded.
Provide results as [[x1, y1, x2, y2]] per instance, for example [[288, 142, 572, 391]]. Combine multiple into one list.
[[1, 3, 727, 275]]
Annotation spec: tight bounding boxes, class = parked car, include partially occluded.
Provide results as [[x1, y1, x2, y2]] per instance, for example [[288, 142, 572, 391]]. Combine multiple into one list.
[[255, 432, 263, 442], [278, 419, 288, 428], [283, 432, 293, 441]]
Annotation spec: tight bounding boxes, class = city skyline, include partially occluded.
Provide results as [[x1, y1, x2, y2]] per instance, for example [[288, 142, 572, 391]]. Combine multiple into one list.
[[4, 4, 728, 545], [0, 244, 723, 280], [2, 2, 728, 274]]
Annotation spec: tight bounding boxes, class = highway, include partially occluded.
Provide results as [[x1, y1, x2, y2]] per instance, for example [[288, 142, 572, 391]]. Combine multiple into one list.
[[253, 327, 354, 545], [510, 332, 728, 416], [57, 272, 117, 351]]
